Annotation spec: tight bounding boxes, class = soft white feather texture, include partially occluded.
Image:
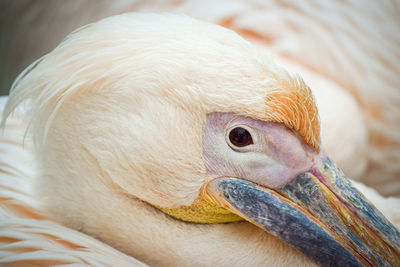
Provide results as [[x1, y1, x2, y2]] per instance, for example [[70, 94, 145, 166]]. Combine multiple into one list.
[[2, 0, 399, 196], [3, 13, 317, 208], [0, 97, 145, 266]]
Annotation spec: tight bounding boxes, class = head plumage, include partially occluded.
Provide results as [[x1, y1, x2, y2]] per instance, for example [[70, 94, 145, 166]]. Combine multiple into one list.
[[264, 74, 320, 151]]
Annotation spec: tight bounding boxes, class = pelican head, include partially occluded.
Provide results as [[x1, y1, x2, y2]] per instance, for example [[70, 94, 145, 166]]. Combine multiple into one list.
[[3, 13, 400, 266]]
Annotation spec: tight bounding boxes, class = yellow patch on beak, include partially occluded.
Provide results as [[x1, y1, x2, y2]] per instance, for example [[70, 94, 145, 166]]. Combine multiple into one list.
[[156, 193, 243, 223]]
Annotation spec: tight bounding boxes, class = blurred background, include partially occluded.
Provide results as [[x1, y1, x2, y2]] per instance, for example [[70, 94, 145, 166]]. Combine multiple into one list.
[[1, 0, 399, 196]]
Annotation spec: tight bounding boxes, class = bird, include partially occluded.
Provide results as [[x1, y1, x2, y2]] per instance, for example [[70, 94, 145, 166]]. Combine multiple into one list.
[[1, 13, 400, 266], [3, 1, 400, 197]]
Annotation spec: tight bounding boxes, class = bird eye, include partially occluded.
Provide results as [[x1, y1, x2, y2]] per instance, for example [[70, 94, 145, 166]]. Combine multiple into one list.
[[228, 127, 254, 148]]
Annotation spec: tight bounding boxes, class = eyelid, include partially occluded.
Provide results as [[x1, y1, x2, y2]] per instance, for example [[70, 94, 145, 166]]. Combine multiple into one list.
[[225, 125, 257, 152]]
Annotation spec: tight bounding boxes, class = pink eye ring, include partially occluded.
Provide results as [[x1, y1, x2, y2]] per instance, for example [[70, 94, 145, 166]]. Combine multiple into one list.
[[228, 127, 254, 148]]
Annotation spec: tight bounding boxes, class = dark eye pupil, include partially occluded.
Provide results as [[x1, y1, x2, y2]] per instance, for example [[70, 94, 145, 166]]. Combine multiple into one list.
[[229, 127, 253, 147]]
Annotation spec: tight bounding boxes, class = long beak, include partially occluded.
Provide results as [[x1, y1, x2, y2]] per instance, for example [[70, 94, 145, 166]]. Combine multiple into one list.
[[206, 156, 400, 267]]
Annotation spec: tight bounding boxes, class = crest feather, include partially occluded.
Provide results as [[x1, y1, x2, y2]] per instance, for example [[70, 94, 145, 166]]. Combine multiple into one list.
[[264, 74, 320, 152]]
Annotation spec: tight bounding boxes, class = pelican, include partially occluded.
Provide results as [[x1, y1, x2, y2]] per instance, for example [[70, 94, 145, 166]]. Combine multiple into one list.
[[1, 13, 400, 266]]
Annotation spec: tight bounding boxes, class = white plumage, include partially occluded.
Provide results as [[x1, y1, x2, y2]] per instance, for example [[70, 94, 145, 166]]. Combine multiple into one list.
[[1, 2, 399, 266]]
